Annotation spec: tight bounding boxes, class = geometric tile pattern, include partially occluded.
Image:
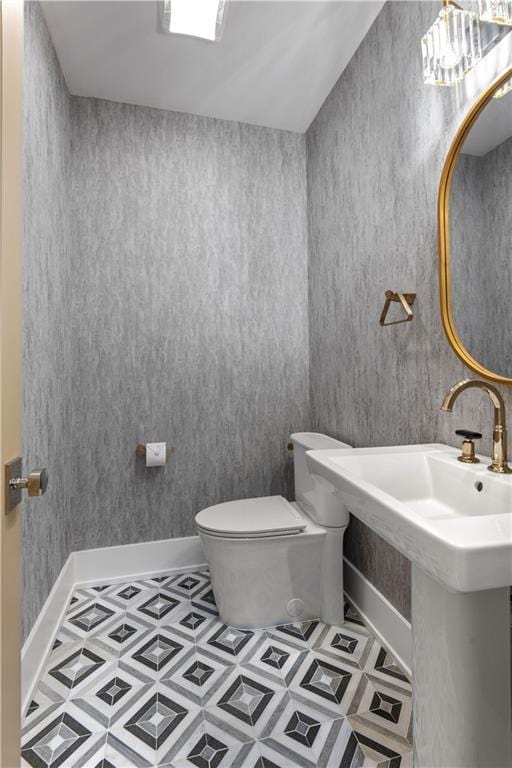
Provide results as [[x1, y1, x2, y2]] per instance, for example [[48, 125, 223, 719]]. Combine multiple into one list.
[[67, 602, 114, 633], [125, 691, 187, 749], [22, 712, 91, 768], [300, 656, 353, 703], [96, 676, 132, 706], [22, 569, 413, 767], [48, 647, 106, 691], [217, 673, 274, 725], [132, 633, 184, 673], [136, 593, 180, 621]]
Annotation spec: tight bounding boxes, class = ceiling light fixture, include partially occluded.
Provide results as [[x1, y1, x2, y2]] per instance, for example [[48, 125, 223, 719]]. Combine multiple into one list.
[[159, 0, 226, 42], [478, 0, 512, 26], [421, 0, 482, 87]]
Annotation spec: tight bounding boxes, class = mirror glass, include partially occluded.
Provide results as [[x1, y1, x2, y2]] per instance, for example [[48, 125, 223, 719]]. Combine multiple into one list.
[[449, 83, 512, 380]]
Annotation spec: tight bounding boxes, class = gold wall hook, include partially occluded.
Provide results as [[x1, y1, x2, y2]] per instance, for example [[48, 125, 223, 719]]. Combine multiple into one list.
[[379, 290, 416, 326]]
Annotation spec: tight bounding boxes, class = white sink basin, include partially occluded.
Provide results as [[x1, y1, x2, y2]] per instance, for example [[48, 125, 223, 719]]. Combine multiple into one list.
[[307, 442, 512, 768], [306, 443, 512, 592]]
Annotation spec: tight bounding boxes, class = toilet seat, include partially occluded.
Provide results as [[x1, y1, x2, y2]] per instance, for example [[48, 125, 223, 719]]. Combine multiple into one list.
[[195, 496, 306, 539]]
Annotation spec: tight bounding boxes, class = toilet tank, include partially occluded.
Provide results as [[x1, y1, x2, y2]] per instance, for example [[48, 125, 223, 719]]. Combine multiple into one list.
[[291, 432, 352, 528]]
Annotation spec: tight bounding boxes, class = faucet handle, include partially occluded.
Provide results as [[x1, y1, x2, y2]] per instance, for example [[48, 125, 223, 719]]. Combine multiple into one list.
[[455, 429, 482, 464], [455, 429, 482, 440]]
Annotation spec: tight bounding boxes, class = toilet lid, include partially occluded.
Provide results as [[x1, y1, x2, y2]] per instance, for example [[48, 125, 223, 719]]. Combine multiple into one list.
[[195, 496, 306, 538]]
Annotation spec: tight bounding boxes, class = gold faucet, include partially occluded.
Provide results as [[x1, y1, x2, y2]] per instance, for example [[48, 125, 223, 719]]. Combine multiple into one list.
[[441, 379, 512, 474]]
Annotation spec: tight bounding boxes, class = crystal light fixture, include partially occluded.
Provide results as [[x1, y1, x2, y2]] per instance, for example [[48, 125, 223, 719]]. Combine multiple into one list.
[[478, 0, 512, 25], [159, 0, 226, 41], [422, 0, 482, 86]]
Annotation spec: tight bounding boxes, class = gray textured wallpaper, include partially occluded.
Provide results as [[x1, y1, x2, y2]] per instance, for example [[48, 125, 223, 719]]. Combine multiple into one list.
[[23, 2, 75, 640], [67, 97, 309, 558], [306, 1, 512, 620], [23, 3, 309, 638]]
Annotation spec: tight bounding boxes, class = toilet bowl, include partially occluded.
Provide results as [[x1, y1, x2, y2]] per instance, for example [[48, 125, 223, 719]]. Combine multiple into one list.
[[195, 432, 352, 628]]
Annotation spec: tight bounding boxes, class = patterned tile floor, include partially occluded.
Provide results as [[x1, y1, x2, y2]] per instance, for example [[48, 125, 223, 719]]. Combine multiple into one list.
[[21, 569, 413, 767]]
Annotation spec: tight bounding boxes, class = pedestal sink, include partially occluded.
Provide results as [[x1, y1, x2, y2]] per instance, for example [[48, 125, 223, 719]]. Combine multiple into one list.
[[306, 444, 512, 768]]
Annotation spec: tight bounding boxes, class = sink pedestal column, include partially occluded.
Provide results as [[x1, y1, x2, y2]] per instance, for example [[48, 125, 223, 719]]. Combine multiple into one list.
[[412, 566, 511, 768]]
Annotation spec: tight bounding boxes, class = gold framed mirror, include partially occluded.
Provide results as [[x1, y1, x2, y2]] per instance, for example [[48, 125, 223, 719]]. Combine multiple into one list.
[[438, 66, 512, 385]]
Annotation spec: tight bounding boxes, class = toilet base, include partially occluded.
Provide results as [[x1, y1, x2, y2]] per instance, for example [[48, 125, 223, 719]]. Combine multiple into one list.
[[199, 513, 347, 629]]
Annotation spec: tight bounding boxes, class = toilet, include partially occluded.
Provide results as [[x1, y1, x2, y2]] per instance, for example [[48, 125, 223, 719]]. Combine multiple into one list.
[[195, 432, 352, 628]]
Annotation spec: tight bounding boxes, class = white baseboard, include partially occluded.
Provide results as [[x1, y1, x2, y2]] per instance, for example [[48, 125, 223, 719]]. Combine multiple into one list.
[[72, 535, 205, 588], [21, 553, 75, 715], [21, 535, 206, 713], [343, 557, 412, 678]]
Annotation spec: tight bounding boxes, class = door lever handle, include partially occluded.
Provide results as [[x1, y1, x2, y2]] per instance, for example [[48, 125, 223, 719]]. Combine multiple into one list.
[[5, 458, 48, 513], [9, 468, 48, 497]]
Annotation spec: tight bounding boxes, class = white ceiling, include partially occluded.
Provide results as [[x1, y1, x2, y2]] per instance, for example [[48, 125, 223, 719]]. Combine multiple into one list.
[[41, 0, 384, 133]]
